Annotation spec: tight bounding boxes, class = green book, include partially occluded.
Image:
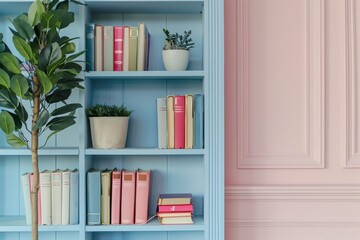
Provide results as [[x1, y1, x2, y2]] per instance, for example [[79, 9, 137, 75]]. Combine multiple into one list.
[[129, 27, 139, 71]]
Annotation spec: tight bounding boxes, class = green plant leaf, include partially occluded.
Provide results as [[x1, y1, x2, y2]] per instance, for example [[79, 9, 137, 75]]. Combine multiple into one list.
[[0, 69, 10, 89], [0, 43, 5, 52], [32, 109, 50, 131], [0, 111, 15, 135], [15, 103, 28, 122], [35, 69, 53, 94], [46, 28, 60, 43], [49, 0, 60, 10], [46, 115, 76, 131], [12, 14, 34, 40], [61, 62, 82, 75], [12, 36, 34, 61], [28, 0, 44, 26], [61, 42, 75, 54], [69, 0, 86, 6], [6, 133, 26, 148], [0, 52, 21, 74], [45, 89, 71, 103], [57, 78, 84, 90], [39, 42, 62, 71], [47, 56, 65, 76], [67, 50, 85, 62], [10, 75, 29, 99], [56, 0, 69, 11], [51, 103, 82, 116], [0, 89, 19, 109], [7, 111, 22, 130], [43, 130, 60, 146], [57, 36, 79, 46], [58, 11, 74, 29], [0, 33, 2, 42]]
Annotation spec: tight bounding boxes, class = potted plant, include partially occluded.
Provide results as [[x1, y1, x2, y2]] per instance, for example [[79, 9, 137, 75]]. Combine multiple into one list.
[[0, 0, 85, 239], [86, 104, 133, 149], [162, 28, 195, 71]]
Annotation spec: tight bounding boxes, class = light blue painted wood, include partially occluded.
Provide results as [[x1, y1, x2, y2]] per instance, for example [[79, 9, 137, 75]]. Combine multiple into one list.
[[0, 157, 20, 216], [85, 148, 205, 155], [85, 71, 204, 80], [0, 148, 79, 156], [0, 232, 18, 240]]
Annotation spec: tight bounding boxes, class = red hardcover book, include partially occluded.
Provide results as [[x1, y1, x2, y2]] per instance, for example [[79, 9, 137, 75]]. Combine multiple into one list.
[[174, 95, 185, 149], [113, 26, 124, 71], [111, 169, 122, 224], [157, 204, 194, 213], [135, 170, 150, 224], [30, 173, 42, 225]]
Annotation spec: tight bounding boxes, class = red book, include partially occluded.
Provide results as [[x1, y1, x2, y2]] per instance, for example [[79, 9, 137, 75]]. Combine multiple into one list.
[[121, 170, 136, 224], [158, 204, 194, 213], [30, 173, 42, 225], [174, 95, 185, 149], [135, 170, 150, 224], [111, 169, 122, 224], [113, 26, 124, 71]]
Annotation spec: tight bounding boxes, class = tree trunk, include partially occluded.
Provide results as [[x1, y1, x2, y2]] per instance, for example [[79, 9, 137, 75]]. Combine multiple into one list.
[[31, 75, 40, 240]]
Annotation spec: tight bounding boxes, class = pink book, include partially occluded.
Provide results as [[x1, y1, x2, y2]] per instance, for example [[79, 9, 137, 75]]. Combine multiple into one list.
[[113, 26, 124, 71], [174, 95, 185, 149], [135, 170, 150, 224], [158, 204, 194, 213], [121, 170, 136, 224], [30, 173, 42, 225], [111, 169, 122, 224]]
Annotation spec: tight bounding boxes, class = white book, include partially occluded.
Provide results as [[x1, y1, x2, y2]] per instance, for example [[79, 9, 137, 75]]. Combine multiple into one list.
[[69, 169, 79, 225], [157, 98, 167, 148], [123, 26, 130, 71], [95, 25, 104, 71], [137, 22, 147, 71], [103, 26, 114, 71], [21, 173, 31, 225], [51, 169, 62, 225], [40, 170, 52, 225], [61, 169, 71, 225]]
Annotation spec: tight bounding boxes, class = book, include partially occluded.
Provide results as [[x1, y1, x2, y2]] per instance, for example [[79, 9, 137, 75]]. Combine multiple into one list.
[[145, 29, 151, 70], [185, 94, 194, 149], [21, 173, 31, 225], [51, 169, 62, 225], [61, 169, 71, 225], [158, 193, 192, 205], [157, 204, 194, 213], [166, 95, 175, 149], [194, 94, 204, 149], [157, 212, 192, 218], [30, 173, 41, 225], [103, 26, 114, 71], [157, 98, 167, 148], [111, 169, 122, 224], [159, 216, 194, 225], [113, 26, 124, 71], [137, 22, 148, 71], [135, 170, 151, 224], [95, 24, 104, 71], [121, 170, 136, 224], [174, 95, 185, 149], [123, 26, 130, 71], [69, 169, 79, 225], [40, 170, 52, 225], [101, 169, 112, 225], [87, 169, 101, 225], [86, 23, 95, 71], [129, 26, 138, 71]]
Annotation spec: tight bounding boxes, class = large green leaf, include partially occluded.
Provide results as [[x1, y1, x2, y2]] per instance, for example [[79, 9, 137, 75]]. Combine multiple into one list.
[[12, 14, 34, 40], [47, 28, 60, 43], [58, 11, 74, 29], [6, 133, 26, 148], [0, 89, 19, 109], [57, 78, 84, 90], [51, 103, 82, 116], [28, 0, 45, 26], [61, 62, 82, 75], [56, 0, 69, 11], [0, 69, 10, 89], [61, 42, 75, 55], [57, 36, 79, 46], [15, 103, 28, 122], [10, 75, 29, 99], [39, 42, 62, 71], [0, 52, 21, 74], [35, 69, 53, 94], [45, 88, 71, 103], [47, 116, 76, 131], [12, 36, 34, 61], [47, 56, 65, 76], [0, 43, 5, 52], [7, 111, 22, 130], [66, 50, 85, 62], [49, 0, 60, 10], [32, 109, 50, 131], [0, 111, 15, 135]]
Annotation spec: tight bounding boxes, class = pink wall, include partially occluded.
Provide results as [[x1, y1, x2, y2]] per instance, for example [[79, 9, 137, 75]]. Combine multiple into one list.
[[225, 0, 360, 239]]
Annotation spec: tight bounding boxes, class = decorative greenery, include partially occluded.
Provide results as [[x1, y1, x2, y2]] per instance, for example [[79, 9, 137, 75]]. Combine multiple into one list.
[[0, 1, 85, 239], [163, 28, 195, 51], [86, 104, 133, 117]]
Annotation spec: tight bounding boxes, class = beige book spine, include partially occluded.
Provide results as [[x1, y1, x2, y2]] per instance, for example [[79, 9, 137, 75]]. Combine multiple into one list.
[[185, 94, 194, 148], [129, 27, 138, 71], [167, 96, 175, 149], [103, 26, 114, 71], [101, 171, 112, 224], [95, 25, 104, 71], [123, 26, 130, 71]]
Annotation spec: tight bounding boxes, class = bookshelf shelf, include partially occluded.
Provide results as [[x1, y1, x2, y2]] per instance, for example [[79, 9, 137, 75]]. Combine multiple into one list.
[[0, 148, 79, 156], [85, 148, 205, 156], [84, 71, 204, 80], [85, 216, 204, 232]]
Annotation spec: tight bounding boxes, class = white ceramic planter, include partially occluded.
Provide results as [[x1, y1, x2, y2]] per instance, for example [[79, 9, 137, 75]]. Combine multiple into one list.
[[162, 49, 190, 71], [89, 117, 129, 149]]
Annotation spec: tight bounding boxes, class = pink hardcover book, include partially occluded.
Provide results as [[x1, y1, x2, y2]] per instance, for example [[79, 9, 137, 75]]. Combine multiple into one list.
[[121, 170, 136, 224], [174, 95, 185, 149], [135, 170, 150, 224], [111, 169, 122, 224], [113, 26, 124, 71], [30, 173, 42, 225], [158, 204, 194, 213]]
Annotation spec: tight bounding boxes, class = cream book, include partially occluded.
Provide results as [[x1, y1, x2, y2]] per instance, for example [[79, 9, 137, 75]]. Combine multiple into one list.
[[21, 173, 31, 225], [123, 26, 130, 71], [95, 24, 104, 71], [51, 169, 62, 225], [185, 94, 194, 148], [61, 169, 71, 225], [157, 98, 167, 148], [129, 26, 138, 71], [40, 170, 52, 225], [137, 22, 148, 71], [101, 169, 112, 225], [103, 26, 114, 71], [166, 95, 175, 149]]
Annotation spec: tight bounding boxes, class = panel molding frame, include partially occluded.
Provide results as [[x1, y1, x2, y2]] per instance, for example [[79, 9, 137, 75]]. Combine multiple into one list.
[[237, 0, 325, 169]]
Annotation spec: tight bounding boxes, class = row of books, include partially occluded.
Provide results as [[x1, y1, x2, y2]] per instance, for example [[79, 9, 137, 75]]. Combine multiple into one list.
[[87, 169, 150, 225], [86, 23, 150, 72], [21, 169, 79, 225], [157, 94, 204, 149], [157, 193, 194, 225]]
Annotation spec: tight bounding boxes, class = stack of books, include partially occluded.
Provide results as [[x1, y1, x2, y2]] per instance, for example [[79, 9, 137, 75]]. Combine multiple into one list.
[[157, 193, 194, 225], [157, 94, 204, 149]]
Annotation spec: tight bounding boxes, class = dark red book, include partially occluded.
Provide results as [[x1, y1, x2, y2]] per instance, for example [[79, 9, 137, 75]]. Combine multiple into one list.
[[113, 26, 124, 71]]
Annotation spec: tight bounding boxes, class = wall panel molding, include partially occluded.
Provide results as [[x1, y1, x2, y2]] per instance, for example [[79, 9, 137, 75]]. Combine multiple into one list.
[[237, 0, 325, 168]]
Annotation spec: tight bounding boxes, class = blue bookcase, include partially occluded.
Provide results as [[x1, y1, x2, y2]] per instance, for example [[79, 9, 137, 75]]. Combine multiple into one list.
[[0, 0, 224, 240]]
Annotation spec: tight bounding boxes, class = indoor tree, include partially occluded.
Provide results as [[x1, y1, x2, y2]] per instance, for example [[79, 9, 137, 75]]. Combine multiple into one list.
[[0, 0, 84, 239]]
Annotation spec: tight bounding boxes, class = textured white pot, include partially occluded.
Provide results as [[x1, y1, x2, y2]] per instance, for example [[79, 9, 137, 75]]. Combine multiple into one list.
[[162, 49, 190, 71], [89, 117, 129, 149]]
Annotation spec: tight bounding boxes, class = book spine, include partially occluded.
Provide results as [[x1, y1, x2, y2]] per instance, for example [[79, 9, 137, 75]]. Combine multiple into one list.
[[157, 98, 167, 149], [21, 173, 31, 225], [194, 94, 204, 149], [174, 95, 185, 149], [158, 204, 194, 213], [101, 171, 111, 225], [103, 26, 114, 71], [86, 23, 95, 71], [111, 170, 121, 224], [185, 94, 194, 149], [40, 171, 52, 225], [129, 27, 138, 71], [123, 26, 130, 71], [61, 171, 70, 225], [145, 31, 151, 70], [113, 26, 124, 71], [137, 23, 146, 71], [95, 25, 104, 71], [166, 96, 175, 149], [121, 171, 135, 224], [135, 171, 150, 224], [69, 170, 79, 225], [51, 171, 62, 225], [87, 170, 101, 225]]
